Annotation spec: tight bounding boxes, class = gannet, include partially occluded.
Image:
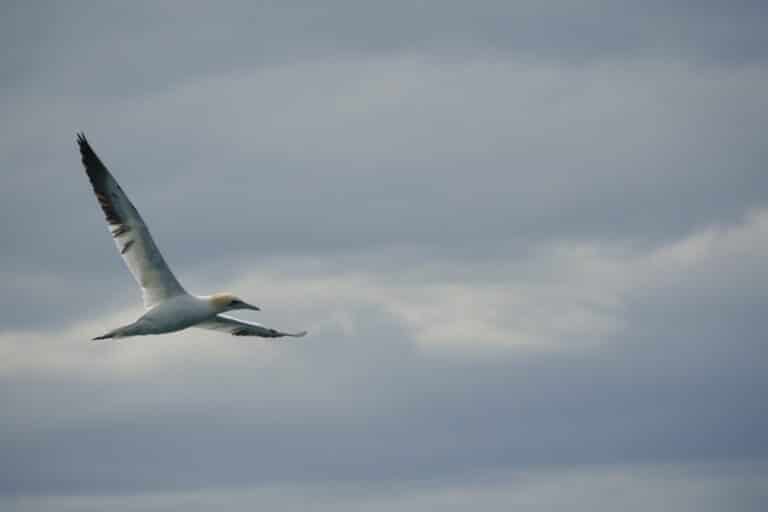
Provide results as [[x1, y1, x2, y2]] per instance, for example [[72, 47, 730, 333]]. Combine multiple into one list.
[[76, 133, 307, 341]]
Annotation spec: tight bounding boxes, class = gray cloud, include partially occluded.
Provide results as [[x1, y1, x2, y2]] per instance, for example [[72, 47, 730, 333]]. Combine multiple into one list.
[[3, 58, 767, 325], [2, 218, 766, 495], [1, 1, 766, 508], [5, 462, 766, 512], [4, 1, 768, 98]]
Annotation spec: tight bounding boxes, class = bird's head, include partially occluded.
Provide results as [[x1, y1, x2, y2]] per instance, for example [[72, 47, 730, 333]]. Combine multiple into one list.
[[209, 292, 261, 313]]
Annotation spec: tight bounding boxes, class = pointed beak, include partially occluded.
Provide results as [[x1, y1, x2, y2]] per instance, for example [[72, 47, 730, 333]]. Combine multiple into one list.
[[244, 303, 261, 311]]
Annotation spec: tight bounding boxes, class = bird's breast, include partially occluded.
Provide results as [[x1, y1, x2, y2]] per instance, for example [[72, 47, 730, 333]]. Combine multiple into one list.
[[139, 295, 212, 332]]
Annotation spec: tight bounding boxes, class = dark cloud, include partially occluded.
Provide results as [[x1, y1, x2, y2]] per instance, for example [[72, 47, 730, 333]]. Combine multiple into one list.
[[5, 461, 766, 512], [3, 1, 768, 98], [3, 57, 767, 332]]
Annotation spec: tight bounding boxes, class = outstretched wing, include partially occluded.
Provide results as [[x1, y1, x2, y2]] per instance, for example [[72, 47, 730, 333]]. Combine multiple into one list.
[[196, 315, 308, 338], [77, 133, 186, 308]]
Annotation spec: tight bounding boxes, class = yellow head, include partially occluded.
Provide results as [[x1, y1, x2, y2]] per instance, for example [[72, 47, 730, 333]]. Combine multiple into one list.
[[209, 292, 261, 313]]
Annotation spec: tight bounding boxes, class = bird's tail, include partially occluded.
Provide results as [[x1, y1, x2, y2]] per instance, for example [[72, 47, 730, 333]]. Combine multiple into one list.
[[92, 323, 141, 341]]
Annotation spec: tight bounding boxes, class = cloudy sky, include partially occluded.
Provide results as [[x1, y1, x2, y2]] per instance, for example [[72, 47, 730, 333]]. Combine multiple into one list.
[[2, 1, 767, 510]]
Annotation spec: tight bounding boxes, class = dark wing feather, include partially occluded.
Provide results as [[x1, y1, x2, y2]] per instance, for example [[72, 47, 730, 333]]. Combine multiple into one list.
[[196, 315, 308, 338]]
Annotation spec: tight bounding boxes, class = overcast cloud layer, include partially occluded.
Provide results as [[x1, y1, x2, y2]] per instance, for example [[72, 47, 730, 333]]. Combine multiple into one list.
[[2, 2, 767, 510]]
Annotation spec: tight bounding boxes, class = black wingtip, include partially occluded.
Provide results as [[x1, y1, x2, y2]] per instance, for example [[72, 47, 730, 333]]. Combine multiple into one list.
[[76, 132, 104, 171], [76, 132, 92, 153]]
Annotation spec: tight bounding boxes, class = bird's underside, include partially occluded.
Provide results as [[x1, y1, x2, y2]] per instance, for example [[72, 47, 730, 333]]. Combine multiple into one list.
[[77, 133, 307, 340]]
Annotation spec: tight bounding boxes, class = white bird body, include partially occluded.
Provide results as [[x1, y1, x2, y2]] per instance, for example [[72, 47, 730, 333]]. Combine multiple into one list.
[[77, 133, 307, 341], [131, 295, 219, 336]]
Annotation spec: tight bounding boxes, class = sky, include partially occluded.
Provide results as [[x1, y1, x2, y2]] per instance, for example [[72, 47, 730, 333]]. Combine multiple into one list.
[[1, 1, 767, 510]]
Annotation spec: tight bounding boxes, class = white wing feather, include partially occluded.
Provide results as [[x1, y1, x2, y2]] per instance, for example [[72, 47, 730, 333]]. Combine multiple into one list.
[[78, 133, 186, 308]]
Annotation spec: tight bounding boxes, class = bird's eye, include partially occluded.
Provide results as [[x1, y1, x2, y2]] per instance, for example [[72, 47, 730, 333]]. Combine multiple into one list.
[[230, 300, 238, 306]]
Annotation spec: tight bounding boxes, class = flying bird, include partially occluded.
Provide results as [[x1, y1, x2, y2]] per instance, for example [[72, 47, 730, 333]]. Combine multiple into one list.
[[76, 133, 307, 341]]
